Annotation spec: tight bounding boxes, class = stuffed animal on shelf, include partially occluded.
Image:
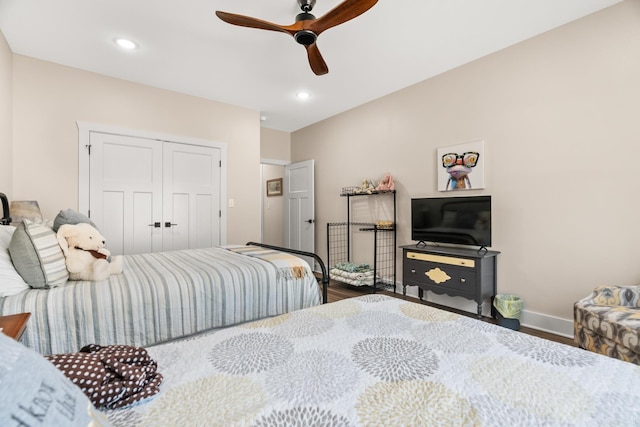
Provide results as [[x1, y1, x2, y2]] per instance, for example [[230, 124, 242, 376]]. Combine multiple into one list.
[[358, 178, 376, 194], [56, 223, 123, 281], [376, 173, 395, 191]]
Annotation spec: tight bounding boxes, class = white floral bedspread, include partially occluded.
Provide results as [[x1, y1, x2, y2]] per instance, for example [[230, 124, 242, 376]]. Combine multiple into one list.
[[105, 295, 640, 426]]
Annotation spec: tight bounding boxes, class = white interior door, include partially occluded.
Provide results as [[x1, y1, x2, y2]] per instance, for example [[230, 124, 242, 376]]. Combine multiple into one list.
[[284, 160, 315, 267], [89, 132, 163, 255], [162, 142, 222, 251]]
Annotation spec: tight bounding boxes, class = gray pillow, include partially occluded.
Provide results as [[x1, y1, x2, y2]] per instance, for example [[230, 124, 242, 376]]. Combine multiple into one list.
[[53, 209, 98, 232], [0, 332, 112, 426], [8, 219, 69, 288]]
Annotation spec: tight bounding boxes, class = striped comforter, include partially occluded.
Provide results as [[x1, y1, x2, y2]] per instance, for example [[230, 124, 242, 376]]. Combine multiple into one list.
[[0, 246, 322, 355]]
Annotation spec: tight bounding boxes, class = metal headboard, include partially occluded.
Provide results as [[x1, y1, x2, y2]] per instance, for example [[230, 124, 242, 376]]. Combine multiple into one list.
[[0, 193, 11, 225]]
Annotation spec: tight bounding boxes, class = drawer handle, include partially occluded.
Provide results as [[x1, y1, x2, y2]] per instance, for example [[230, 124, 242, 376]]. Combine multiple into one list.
[[460, 278, 466, 283], [411, 269, 416, 274]]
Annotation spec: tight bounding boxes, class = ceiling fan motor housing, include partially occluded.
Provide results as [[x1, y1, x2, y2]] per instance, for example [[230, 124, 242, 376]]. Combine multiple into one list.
[[294, 11, 317, 45], [298, 0, 316, 12]]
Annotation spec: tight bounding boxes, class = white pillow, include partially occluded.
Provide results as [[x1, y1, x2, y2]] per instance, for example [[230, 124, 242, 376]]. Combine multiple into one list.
[[0, 225, 29, 297], [0, 225, 14, 249]]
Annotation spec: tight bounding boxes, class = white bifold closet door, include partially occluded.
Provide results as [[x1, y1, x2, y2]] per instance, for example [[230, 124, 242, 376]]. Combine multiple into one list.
[[88, 132, 222, 255]]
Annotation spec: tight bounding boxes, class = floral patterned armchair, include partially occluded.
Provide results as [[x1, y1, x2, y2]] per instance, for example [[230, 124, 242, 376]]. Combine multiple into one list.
[[574, 285, 640, 365]]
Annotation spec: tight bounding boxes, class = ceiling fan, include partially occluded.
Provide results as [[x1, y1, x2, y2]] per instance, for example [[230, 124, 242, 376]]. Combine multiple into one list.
[[216, 0, 378, 76]]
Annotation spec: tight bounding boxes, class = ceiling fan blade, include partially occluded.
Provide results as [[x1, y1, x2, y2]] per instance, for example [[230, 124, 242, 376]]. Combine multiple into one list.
[[305, 43, 329, 76], [216, 11, 295, 36], [309, 0, 378, 35]]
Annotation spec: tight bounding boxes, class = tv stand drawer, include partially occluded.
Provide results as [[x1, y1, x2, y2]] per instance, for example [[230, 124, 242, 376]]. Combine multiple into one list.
[[406, 251, 475, 268], [404, 259, 476, 294]]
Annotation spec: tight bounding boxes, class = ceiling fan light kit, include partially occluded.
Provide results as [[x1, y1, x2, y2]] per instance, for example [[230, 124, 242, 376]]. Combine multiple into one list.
[[216, 0, 378, 76]]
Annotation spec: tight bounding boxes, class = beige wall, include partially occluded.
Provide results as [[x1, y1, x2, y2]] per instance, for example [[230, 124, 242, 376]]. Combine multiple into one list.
[[0, 31, 11, 199], [10, 55, 261, 244], [292, 1, 640, 329], [261, 164, 285, 247], [261, 127, 291, 161], [260, 127, 290, 246]]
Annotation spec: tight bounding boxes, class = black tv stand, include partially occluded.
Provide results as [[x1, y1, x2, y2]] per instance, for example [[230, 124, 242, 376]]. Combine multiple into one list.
[[401, 244, 500, 317]]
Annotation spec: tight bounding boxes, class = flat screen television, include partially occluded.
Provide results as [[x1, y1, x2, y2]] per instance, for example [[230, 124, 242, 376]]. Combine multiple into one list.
[[411, 195, 491, 247]]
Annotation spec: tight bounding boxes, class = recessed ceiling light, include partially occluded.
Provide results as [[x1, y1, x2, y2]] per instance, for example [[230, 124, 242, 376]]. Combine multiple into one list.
[[114, 38, 137, 50], [260, 115, 267, 121], [296, 92, 310, 100]]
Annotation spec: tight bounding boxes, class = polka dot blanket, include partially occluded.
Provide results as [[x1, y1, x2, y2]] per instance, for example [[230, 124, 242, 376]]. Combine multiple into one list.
[[45, 344, 163, 409]]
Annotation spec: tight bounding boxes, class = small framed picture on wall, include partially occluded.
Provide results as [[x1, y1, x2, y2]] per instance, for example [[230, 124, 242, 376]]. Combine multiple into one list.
[[437, 140, 485, 191], [266, 178, 283, 197]]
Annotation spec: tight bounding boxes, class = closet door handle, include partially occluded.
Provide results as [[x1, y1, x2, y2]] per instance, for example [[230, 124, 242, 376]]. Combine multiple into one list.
[[165, 222, 178, 228], [148, 222, 161, 228]]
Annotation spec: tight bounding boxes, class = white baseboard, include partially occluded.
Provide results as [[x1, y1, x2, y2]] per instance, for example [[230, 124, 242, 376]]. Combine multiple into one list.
[[398, 286, 575, 339], [520, 309, 574, 339]]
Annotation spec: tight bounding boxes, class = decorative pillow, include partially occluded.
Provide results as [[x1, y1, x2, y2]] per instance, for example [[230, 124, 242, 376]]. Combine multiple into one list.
[[8, 219, 69, 288], [0, 226, 29, 297], [53, 209, 98, 233], [0, 333, 112, 426]]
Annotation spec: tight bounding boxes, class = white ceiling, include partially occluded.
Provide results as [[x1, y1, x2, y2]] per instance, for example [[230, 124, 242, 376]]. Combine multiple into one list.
[[0, 0, 622, 132]]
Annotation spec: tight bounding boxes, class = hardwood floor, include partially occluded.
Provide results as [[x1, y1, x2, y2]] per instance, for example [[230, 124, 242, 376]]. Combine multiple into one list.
[[323, 279, 576, 347]]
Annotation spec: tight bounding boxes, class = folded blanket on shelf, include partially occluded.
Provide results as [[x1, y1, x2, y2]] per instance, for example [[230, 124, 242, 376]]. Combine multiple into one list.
[[45, 344, 163, 409], [330, 267, 375, 287], [334, 261, 371, 273], [330, 268, 374, 281]]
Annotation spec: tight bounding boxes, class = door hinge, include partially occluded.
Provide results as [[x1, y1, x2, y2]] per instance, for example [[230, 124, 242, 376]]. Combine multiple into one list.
[[219, 210, 222, 218], [86, 144, 91, 155], [87, 209, 90, 218], [219, 160, 222, 167]]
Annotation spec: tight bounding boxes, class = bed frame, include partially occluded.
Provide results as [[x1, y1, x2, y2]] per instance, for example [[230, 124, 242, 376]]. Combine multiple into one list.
[[246, 241, 329, 304], [0, 193, 10, 225]]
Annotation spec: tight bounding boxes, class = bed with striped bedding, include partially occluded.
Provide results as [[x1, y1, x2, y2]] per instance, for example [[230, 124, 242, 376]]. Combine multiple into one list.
[[0, 245, 322, 355]]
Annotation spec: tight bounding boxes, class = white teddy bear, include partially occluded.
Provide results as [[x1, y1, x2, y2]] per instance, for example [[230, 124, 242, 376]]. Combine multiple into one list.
[[56, 223, 123, 281]]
